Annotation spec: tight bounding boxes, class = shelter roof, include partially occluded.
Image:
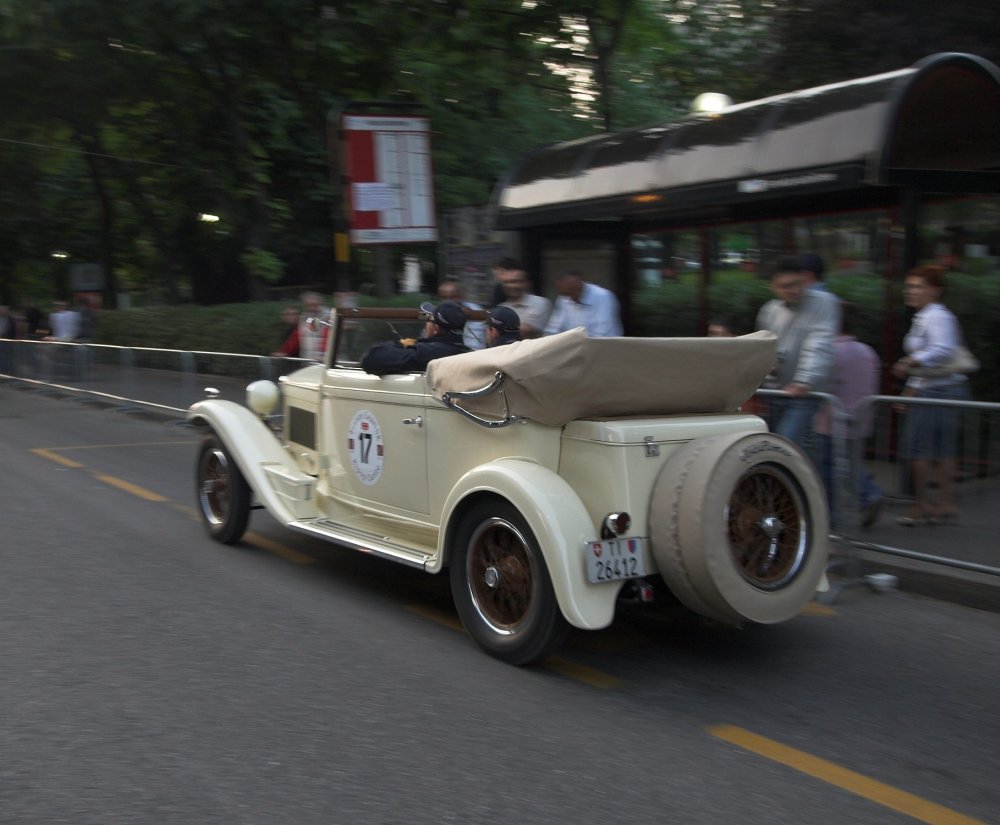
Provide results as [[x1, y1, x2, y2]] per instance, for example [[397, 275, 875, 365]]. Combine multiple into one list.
[[493, 53, 1000, 229]]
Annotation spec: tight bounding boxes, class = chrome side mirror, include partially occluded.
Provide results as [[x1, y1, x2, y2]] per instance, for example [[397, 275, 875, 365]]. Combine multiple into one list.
[[305, 315, 333, 332]]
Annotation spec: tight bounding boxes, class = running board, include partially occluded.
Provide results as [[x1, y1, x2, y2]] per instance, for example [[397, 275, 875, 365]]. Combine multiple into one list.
[[288, 517, 435, 570]]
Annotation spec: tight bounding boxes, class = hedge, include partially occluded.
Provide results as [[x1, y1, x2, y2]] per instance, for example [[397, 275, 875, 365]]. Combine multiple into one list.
[[94, 276, 999, 401]]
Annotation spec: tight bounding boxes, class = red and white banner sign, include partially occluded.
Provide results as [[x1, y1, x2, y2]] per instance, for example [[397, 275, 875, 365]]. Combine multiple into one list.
[[341, 114, 437, 245]]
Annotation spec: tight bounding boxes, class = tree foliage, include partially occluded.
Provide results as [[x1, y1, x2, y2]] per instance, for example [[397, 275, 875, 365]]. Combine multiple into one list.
[[0, 0, 995, 306], [762, 0, 999, 92]]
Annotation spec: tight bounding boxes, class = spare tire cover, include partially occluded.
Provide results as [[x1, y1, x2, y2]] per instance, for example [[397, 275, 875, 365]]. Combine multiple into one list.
[[649, 431, 829, 625]]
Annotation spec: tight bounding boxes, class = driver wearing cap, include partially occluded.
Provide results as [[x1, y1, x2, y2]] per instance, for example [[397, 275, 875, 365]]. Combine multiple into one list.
[[361, 300, 471, 375]]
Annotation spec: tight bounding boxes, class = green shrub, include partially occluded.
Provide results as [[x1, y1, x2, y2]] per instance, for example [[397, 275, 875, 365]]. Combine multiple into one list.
[[94, 294, 436, 355], [92, 280, 999, 401], [631, 272, 999, 400]]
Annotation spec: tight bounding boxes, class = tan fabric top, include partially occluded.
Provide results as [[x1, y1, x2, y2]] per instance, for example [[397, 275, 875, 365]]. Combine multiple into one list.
[[426, 328, 776, 426]]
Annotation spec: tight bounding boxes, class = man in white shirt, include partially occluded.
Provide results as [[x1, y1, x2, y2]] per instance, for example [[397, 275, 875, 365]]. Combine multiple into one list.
[[543, 272, 622, 338], [48, 301, 81, 341], [497, 265, 550, 339]]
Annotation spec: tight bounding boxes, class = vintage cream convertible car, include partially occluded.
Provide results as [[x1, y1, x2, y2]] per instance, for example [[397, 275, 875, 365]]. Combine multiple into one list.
[[188, 308, 829, 665]]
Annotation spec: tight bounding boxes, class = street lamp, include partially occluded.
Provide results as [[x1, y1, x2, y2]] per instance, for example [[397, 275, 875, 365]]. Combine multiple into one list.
[[691, 93, 733, 115]]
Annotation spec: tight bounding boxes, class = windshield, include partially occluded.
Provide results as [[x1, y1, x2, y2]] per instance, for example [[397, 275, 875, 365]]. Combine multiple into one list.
[[333, 316, 427, 368]]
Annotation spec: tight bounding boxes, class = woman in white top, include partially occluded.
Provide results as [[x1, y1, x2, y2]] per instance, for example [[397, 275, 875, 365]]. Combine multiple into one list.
[[890, 265, 971, 526]]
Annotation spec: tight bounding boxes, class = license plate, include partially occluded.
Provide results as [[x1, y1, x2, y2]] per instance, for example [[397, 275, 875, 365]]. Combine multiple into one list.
[[585, 537, 647, 583]]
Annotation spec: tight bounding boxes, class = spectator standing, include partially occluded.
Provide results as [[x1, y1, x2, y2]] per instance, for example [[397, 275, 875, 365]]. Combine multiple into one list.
[[707, 315, 743, 338], [543, 272, 623, 338], [48, 300, 81, 341], [707, 314, 761, 414], [437, 279, 486, 350], [361, 301, 469, 375], [485, 306, 522, 347], [798, 253, 830, 291], [272, 291, 328, 361], [755, 256, 837, 449], [75, 297, 95, 343], [890, 265, 971, 527], [0, 305, 16, 339], [24, 305, 44, 338], [490, 257, 522, 308], [277, 303, 300, 347], [0, 305, 17, 374], [813, 304, 883, 527], [497, 265, 551, 339]]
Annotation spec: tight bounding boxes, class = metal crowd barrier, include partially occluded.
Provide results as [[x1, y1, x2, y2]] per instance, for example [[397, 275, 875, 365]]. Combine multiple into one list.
[[0, 338, 308, 416], [752, 386, 1000, 600], [847, 394, 1000, 570], [3, 338, 997, 590]]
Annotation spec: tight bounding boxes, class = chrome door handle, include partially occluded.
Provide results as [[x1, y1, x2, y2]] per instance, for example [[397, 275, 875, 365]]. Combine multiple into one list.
[[403, 416, 423, 427]]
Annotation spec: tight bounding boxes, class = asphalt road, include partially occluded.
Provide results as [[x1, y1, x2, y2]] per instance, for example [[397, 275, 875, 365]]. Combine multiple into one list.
[[2, 383, 998, 825]]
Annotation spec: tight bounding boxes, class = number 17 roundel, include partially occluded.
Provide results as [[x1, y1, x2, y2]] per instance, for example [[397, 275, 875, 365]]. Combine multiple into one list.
[[347, 409, 384, 485]]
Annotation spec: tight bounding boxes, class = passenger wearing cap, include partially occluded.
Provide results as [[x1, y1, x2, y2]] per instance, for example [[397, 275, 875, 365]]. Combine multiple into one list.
[[485, 306, 522, 347], [360, 300, 470, 375]]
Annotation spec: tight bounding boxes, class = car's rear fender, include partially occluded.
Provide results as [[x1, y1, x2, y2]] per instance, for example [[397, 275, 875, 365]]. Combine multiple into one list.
[[438, 458, 619, 630], [188, 399, 319, 524]]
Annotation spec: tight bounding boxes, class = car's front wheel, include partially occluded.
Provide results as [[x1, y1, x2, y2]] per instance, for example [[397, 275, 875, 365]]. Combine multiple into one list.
[[450, 500, 568, 666], [196, 434, 251, 544]]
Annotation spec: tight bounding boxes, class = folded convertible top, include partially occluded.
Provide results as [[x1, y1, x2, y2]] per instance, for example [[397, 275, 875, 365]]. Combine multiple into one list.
[[426, 328, 776, 426]]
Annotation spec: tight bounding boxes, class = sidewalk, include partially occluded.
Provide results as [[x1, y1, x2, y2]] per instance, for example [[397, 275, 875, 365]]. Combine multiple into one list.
[[828, 466, 1000, 613]]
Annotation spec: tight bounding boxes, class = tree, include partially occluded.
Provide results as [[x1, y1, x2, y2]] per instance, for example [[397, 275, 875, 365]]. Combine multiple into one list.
[[763, 0, 999, 92]]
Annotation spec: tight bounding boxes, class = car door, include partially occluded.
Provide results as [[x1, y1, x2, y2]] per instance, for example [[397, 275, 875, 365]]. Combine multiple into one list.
[[320, 369, 430, 515]]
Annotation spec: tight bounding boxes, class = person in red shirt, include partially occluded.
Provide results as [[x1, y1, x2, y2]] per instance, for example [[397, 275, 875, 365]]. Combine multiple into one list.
[[272, 292, 328, 361]]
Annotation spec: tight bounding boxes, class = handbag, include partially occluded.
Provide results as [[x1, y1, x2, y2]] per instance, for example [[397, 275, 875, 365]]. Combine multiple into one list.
[[908, 344, 980, 377]]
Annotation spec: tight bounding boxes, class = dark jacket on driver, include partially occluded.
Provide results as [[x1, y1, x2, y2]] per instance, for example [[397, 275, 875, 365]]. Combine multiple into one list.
[[361, 332, 469, 375]]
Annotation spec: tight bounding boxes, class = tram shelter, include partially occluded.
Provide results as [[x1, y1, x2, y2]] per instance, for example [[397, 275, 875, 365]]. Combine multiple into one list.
[[490, 52, 1000, 349]]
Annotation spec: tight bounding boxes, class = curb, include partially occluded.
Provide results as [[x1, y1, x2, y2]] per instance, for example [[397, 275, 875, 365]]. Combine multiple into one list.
[[838, 548, 1000, 613]]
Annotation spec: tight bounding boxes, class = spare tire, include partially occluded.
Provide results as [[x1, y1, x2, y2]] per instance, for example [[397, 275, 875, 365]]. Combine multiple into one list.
[[649, 432, 829, 625]]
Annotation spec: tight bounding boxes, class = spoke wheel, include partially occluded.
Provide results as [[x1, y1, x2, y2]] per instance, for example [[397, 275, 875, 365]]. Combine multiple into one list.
[[450, 500, 568, 665], [196, 434, 251, 544], [466, 517, 535, 633], [727, 465, 807, 591], [650, 432, 829, 625]]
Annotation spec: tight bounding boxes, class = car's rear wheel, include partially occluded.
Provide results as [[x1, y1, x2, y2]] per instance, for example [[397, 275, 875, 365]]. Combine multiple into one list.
[[450, 500, 568, 665], [649, 431, 829, 625], [196, 434, 251, 544]]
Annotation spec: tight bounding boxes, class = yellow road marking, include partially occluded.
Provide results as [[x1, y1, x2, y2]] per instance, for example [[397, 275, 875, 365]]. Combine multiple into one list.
[[407, 604, 464, 632], [709, 725, 987, 825], [30, 448, 84, 468], [546, 656, 624, 689], [245, 531, 317, 565], [33, 445, 168, 501], [169, 502, 200, 521], [90, 472, 169, 502], [407, 605, 623, 688], [800, 602, 838, 617], [40, 440, 199, 451]]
